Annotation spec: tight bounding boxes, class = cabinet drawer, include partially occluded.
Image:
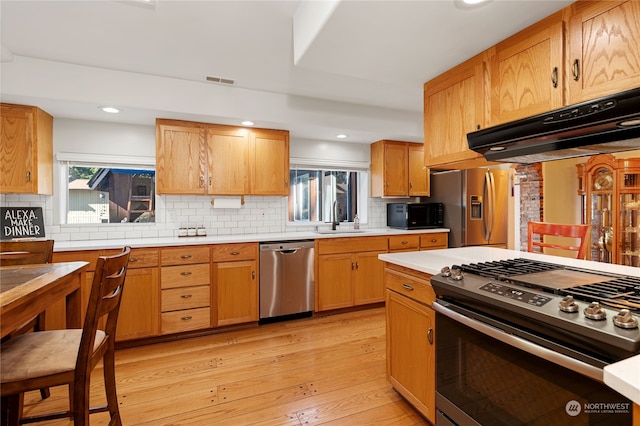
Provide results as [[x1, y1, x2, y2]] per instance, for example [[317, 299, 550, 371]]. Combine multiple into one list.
[[161, 246, 210, 266], [53, 250, 100, 271], [211, 242, 257, 262], [162, 285, 210, 312], [420, 233, 448, 250], [161, 263, 210, 289], [388, 235, 420, 251], [161, 307, 210, 334], [128, 248, 159, 269], [385, 268, 436, 306], [317, 236, 388, 255]]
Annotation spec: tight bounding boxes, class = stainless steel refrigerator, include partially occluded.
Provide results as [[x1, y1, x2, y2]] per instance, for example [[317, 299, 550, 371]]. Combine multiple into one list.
[[429, 168, 508, 247]]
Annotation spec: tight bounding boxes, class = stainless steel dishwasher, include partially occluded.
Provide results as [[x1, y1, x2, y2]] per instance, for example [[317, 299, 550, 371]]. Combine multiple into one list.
[[259, 240, 314, 322]]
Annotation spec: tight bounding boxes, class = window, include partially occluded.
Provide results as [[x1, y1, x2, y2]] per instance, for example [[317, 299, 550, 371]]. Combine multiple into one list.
[[289, 168, 364, 224], [59, 153, 155, 224]]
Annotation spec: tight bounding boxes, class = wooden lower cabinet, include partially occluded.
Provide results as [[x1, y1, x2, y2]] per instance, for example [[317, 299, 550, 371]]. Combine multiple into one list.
[[385, 264, 436, 423], [316, 236, 387, 311], [211, 242, 259, 327]]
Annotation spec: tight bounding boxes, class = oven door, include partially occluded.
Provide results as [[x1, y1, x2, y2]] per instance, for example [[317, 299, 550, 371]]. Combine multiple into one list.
[[433, 300, 633, 426]]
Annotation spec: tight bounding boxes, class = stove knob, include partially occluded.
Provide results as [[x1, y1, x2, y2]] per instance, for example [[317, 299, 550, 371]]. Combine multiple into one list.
[[559, 295, 579, 313], [584, 302, 607, 321], [450, 267, 464, 281], [613, 309, 639, 329], [440, 266, 451, 277]]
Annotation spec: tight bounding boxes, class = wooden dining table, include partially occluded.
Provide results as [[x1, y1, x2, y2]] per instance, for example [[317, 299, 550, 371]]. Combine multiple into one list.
[[0, 261, 88, 339]]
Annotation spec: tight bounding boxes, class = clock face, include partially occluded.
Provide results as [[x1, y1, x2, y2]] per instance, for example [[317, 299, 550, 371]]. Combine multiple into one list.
[[594, 171, 613, 190]]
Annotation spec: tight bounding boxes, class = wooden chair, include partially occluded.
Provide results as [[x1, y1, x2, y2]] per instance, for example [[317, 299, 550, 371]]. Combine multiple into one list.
[[1, 246, 131, 426], [527, 222, 591, 260], [0, 239, 55, 401], [0, 240, 54, 267]]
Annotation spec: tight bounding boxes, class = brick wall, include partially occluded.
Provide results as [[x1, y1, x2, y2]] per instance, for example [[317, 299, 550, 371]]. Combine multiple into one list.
[[516, 163, 543, 251]]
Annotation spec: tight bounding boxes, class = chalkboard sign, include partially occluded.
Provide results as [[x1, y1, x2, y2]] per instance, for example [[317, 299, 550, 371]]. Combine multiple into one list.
[[1, 207, 46, 240]]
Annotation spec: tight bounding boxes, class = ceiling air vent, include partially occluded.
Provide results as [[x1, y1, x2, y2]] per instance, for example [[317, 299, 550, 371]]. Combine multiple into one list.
[[206, 76, 235, 85]]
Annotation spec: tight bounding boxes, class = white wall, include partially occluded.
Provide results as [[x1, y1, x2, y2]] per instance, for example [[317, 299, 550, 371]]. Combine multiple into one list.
[[1, 118, 390, 242]]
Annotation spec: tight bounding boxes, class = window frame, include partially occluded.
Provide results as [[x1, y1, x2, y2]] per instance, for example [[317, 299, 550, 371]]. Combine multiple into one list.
[[56, 152, 156, 226]]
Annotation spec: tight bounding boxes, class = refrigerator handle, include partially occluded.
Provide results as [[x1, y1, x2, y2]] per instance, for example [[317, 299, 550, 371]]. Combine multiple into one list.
[[484, 171, 495, 242]]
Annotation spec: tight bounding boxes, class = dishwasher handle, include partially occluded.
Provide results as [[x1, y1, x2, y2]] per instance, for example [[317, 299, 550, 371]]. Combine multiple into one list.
[[278, 249, 299, 255]]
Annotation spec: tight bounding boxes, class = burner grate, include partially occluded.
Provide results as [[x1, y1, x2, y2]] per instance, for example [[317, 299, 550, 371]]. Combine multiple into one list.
[[459, 259, 564, 278], [564, 278, 640, 313]]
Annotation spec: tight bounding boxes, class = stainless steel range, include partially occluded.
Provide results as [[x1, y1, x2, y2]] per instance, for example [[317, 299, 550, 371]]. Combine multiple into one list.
[[431, 258, 639, 426]]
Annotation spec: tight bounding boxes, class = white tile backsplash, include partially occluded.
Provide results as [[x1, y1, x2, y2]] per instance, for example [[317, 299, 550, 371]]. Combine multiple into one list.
[[0, 193, 389, 241]]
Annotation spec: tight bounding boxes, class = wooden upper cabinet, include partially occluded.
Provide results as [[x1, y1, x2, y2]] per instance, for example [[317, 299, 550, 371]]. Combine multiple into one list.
[[489, 12, 565, 126], [423, 52, 489, 169], [207, 125, 249, 195], [371, 140, 428, 197], [156, 119, 290, 196], [156, 120, 206, 194], [567, 0, 640, 104], [408, 144, 429, 196], [0, 103, 53, 194], [249, 128, 289, 196]]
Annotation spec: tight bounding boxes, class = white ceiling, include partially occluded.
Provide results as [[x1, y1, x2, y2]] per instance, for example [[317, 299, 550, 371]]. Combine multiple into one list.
[[0, 0, 573, 145]]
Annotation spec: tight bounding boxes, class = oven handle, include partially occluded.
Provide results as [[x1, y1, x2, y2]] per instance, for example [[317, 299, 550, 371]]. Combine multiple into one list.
[[432, 301, 604, 382]]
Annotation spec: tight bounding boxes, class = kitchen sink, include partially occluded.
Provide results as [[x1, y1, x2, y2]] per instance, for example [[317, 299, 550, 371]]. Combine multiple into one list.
[[314, 229, 366, 235]]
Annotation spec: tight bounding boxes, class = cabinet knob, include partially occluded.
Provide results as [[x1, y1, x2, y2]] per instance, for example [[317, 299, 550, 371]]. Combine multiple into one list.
[[427, 328, 434, 345], [26, 171, 31, 183], [551, 66, 559, 88], [199, 175, 205, 187], [572, 59, 580, 82], [252, 270, 255, 280]]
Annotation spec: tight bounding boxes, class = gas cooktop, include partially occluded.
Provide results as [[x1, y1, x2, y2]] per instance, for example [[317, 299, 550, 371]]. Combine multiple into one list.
[[431, 258, 640, 362]]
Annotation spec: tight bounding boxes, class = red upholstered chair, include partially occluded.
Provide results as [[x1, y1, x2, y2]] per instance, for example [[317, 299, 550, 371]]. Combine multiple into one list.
[[1, 247, 131, 426], [527, 222, 591, 260]]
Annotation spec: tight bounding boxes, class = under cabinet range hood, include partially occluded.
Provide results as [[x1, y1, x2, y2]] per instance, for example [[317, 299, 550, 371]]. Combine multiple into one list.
[[467, 86, 640, 164]]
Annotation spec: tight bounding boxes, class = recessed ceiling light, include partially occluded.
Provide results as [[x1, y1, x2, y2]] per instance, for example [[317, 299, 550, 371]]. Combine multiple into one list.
[[99, 106, 120, 114], [336, 134, 348, 139], [241, 120, 254, 126], [463, 0, 486, 4]]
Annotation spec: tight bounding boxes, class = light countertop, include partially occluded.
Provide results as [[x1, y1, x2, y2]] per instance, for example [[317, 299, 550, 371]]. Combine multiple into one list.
[[379, 246, 640, 405], [53, 227, 449, 252]]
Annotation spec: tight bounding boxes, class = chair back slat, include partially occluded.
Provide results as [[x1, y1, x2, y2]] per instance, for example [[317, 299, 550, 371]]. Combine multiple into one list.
[[0, 240, 54, 266]]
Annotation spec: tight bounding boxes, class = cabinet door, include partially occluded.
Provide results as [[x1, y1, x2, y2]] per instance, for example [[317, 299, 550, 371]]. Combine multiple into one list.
[[490, 13, 564, 125], [424, 53, 487, 168], [156, 122, 206, 194], [408, 144, 429, 196], [0, 104, 53, 194], [213, 260, 258, 326], [249, 129, 289, 195], [567, 0, 640, 104], [116, 267, 160, 341], [353, 251, 386, 305], [384, 142, 409, 196], [206, 126, 249, 195], [386, 290, 435, 423], [316, 253, 354, 311]]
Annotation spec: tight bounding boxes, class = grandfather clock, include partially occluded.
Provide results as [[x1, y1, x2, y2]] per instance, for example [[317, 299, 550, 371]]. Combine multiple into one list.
[[577, 154, 640, 266]]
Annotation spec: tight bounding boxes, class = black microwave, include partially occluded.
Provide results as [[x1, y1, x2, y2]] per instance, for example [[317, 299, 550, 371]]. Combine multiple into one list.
[[387, 202, 444, 229]]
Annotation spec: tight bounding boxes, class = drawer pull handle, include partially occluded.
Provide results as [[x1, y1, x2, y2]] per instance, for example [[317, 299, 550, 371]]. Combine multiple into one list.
[[180, 271, 193, 276], [180, 294, 192, 299], [230, 251, 240, 255], [180, 254, 193, 259], [572, 59, 580, 81], [181, 316, 193, 321], [427, 327, 433, 345], [252, 271, 255, 280], [401, 241, 408, 245], [431, 239, 437, 243], [129, 257, 138, 262], [401, 283, 414, 291], [551, 66, 558, 88]]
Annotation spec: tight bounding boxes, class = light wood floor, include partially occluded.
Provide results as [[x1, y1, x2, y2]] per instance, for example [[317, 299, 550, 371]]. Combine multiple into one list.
[[21, 307, 429, 425]]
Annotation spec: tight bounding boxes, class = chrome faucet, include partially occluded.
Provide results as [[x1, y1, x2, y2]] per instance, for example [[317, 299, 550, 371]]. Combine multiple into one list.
[[331, 200, 340, 230]]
